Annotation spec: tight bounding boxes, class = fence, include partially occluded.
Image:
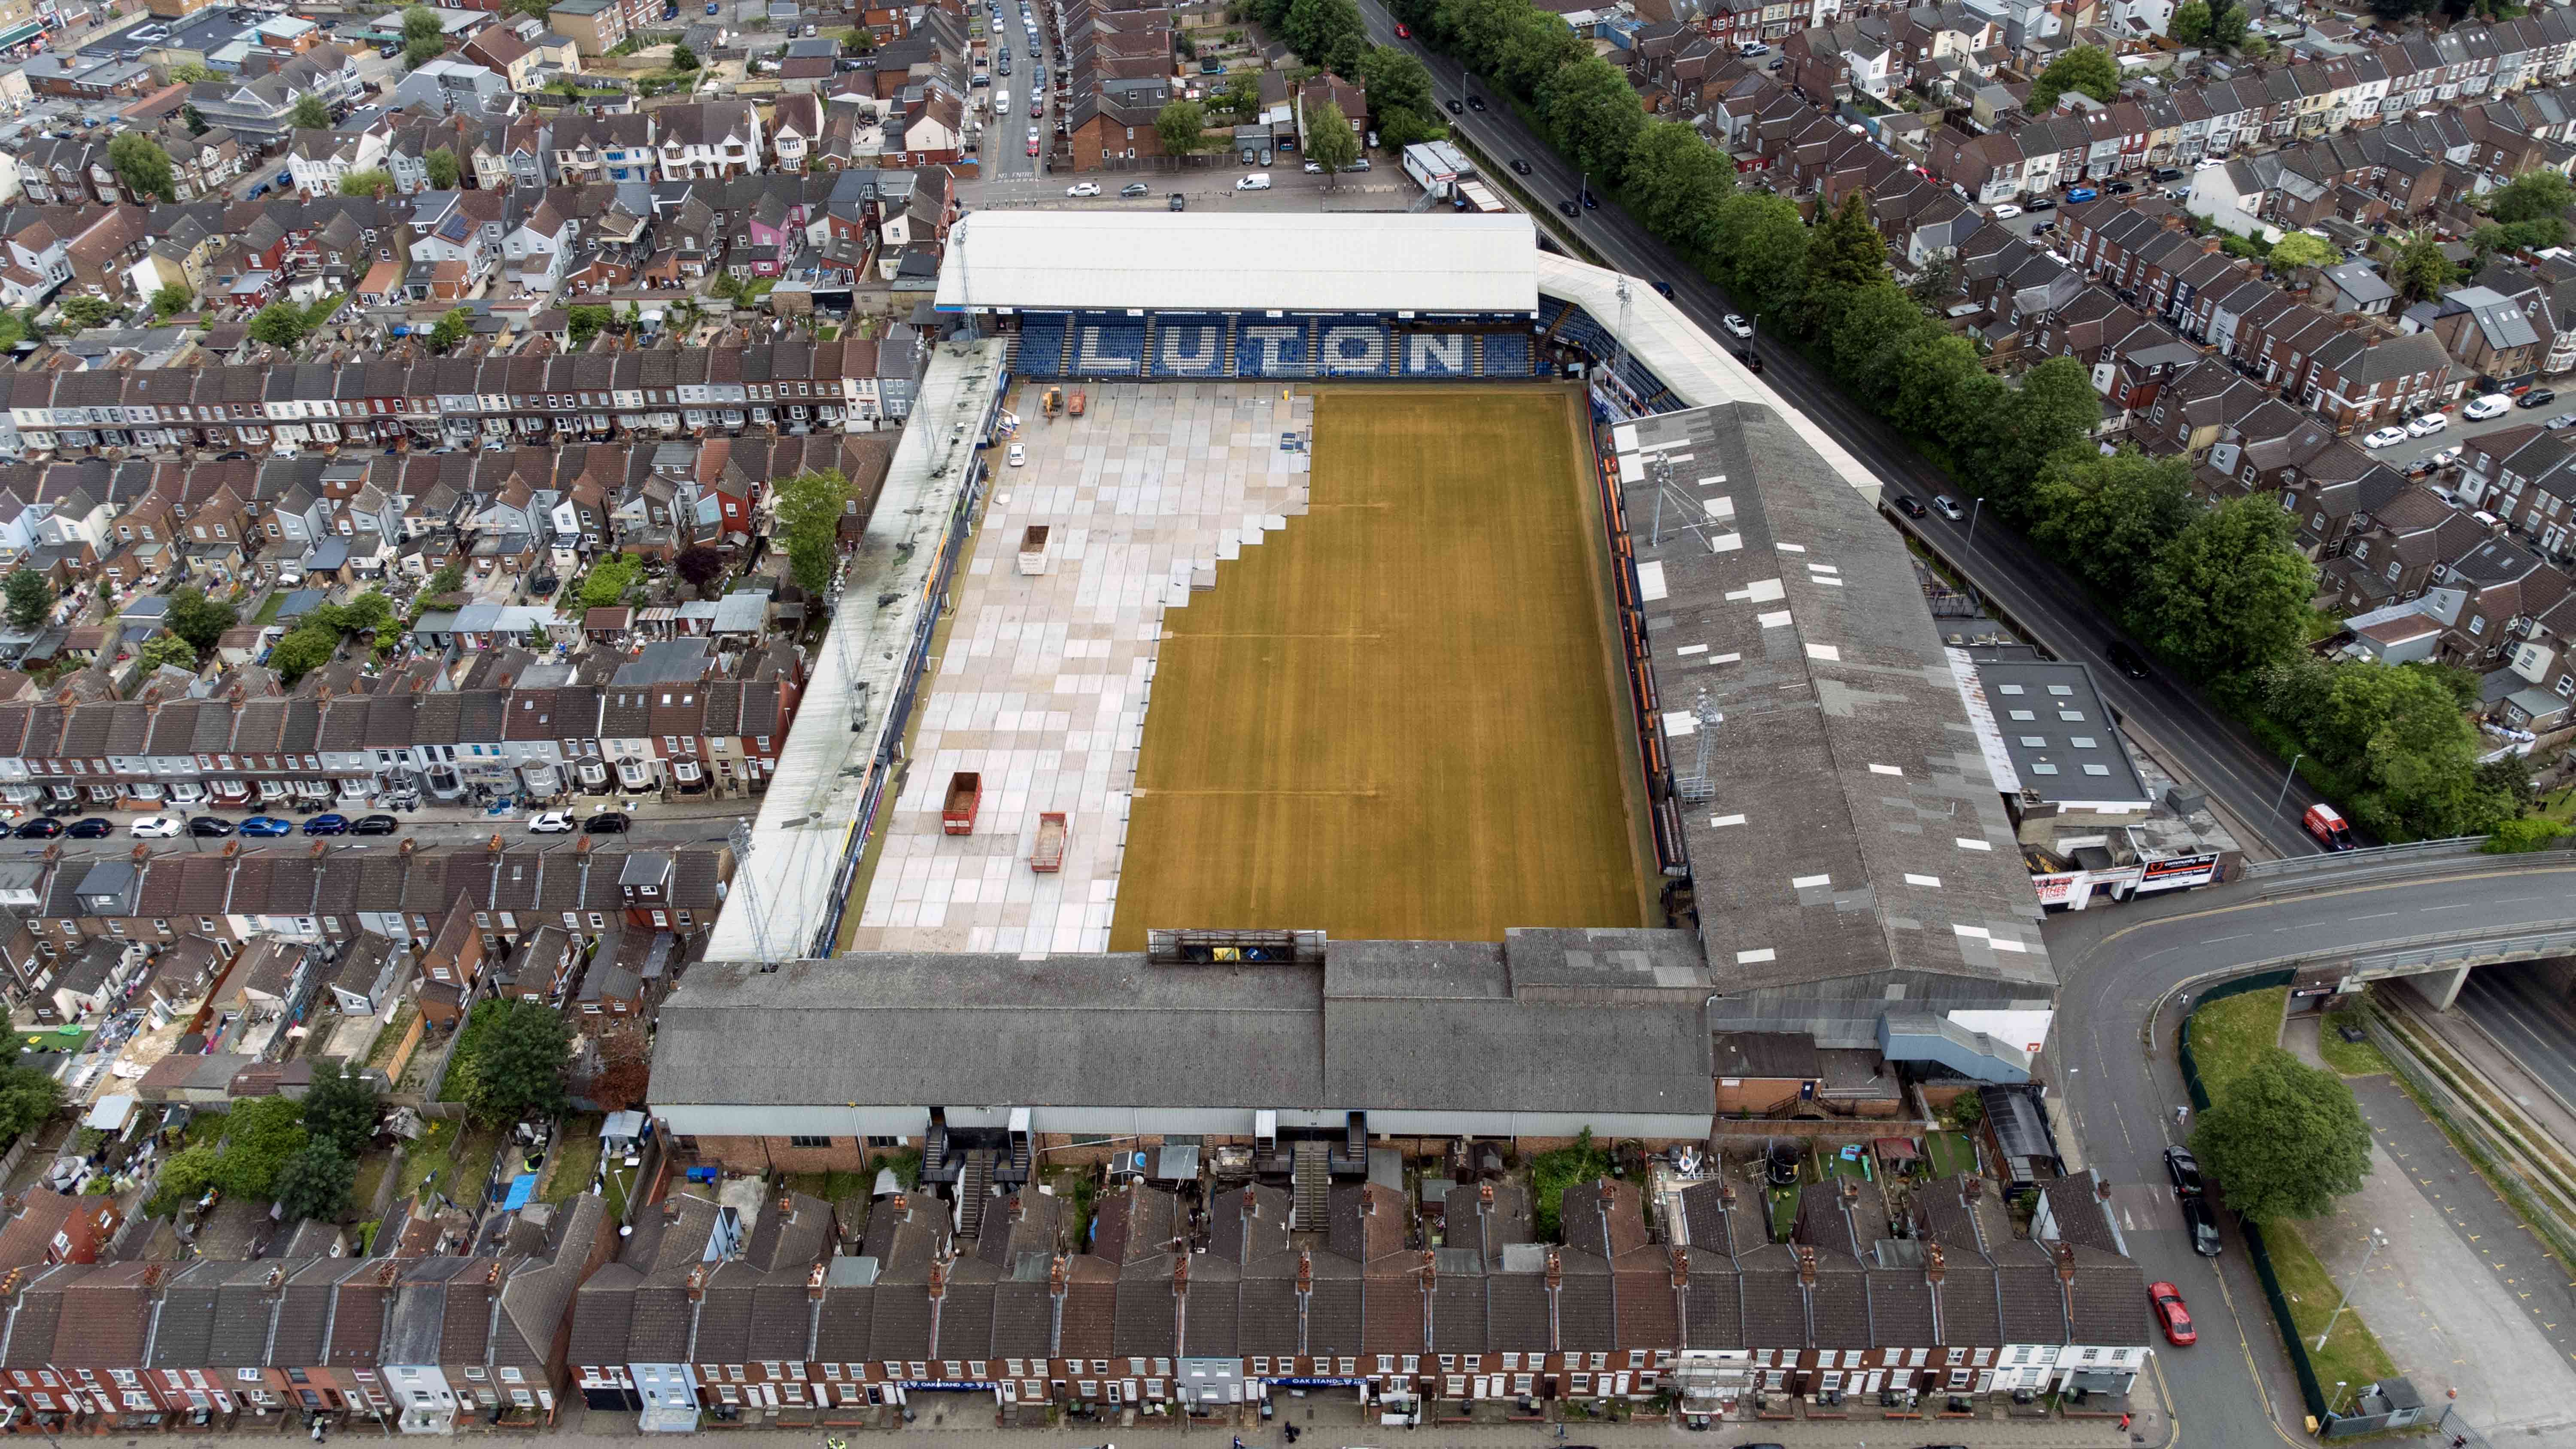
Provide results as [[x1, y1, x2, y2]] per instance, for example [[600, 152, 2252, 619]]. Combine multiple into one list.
[[2175, 969, 2331, 1425], [2239, 836, 2489, 878]]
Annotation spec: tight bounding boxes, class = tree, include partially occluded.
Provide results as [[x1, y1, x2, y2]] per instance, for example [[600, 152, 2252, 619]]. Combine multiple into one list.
[[2032, 448, 2200, 604], [213, 1096, 308, 1201], [267, 626, 338, 683], [1624, 121, 1733, 257], [165, 587, 238, 651], [1358, 45, 1437, 122], [773, 467, 854, 595], [138, 632, 198, 671], [107, 132, 176, 204], [425, 147, 460, 190], [339, 167, 395, 197], [1283, 0, 1366, 73], [401, 4, 444, 43], [2145, 494, 2315, 683], [590, 1024, 652, 1113], [58, 295, 116, 331], [2209, 1, 2249, 45], [671, 42, 700, 71], [169, 61, 216, 85], [1974, 358, 2105, 519], [272, 1139, 358, 1222], [2389, 231, 2456, 304], [2028, 45, 2120, 109], [4, 570, 52, 633], [1905, 248, 1961, 311], [1154, 99, 1210, 156], [1708, 191, 1809, 321], [676, 545, 725, 594], [1542, 57, 1645, 180], [406, 34, 446, 68], [1828, 283, 1939, 408], [1804, 189, 1890, 336], [429, 308, 474, 353], [581, 554, 640, 608], [1889, 333, 2004, 444], [182, 103, 209, 136], [151, 283, 195, 320], [2192, 1047, 2371, 1222], [146, 1142, 220, 1217], [291, 93, 331, 131], [2266, 230, 2337, 271], [428, 562, 466, 596], [566, 304, 614, 349], [1303, 101, 1360, 184], [0, 1065, 59, 1152], [2168, 0, 2212, 44], [460, 1000, 573, 1124], [2485, 168, 2572, 227], [1493, 6, 1584, 96], [841, 27, 876, 54], [248, 299, 314, 348], [303, 1061, 381, 1159]]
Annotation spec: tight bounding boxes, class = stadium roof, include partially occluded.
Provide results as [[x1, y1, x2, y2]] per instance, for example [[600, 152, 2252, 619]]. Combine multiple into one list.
[[934, 213, 1542, 315]]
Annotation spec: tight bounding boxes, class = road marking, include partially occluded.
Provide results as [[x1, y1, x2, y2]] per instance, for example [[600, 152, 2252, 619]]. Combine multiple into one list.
[[2353, 911, 2400, 920], [2422, 902, 2476, 910]]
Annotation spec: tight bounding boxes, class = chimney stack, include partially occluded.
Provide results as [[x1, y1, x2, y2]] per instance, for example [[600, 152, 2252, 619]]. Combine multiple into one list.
[[1172, 1256, 1189, 1296], [1478, 1182, 1494, 1206], [686, 1264, 708, 1301], [1963, 1176, 1983, 1202], [1418, 1249, 1436, 1288], [926, 1252, 948, 1300], [309, 841, 325, 859], [1598, 1179, 1617, 1215], [1544, 1250, 1562, 1292], [1667, 1245, 1688, 1290], [1840, 1178, 1858, 1204], [2056, 1241, 2077, 1285], [1049, 1254, 1068, 1301], [132, 844, 149, 863], [1296, 1249, 1313, 1296], [1796, 1244, 1817, 1289], [1925, 1243, 1947, 1286], [807, 1262, 827, 1301]]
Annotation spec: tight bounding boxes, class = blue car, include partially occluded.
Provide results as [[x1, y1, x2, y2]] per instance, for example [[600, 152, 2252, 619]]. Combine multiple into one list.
[[2067, 186, 2098, 204], [239, 815, 293, 837], [303, 813, 350, 836]]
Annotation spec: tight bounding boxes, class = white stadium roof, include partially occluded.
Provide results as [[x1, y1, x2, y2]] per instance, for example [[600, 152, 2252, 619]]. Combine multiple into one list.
[[934, 212, 1541, 315]]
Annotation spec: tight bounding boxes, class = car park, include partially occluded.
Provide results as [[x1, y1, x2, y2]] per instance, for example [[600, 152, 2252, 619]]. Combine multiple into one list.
[[188, 816, 235, 837], [351, 815, 400, 835], [2405, 410, 2449, 436], [302, 813, 349, 836], [11, 818, 59, 838], [529, 811, 577, 834], [239, 816, 292, 837], [1932, 495, 1965, 521], [2361, 425, 2409, 448], [1891, 495, 1928, 519], [2464, 392, 2513, 420], [129, 815, 182, 839], [2150, 1283, 2196, 1346], [64, 817, 111, 838], [1721, 314, 1754, 339]]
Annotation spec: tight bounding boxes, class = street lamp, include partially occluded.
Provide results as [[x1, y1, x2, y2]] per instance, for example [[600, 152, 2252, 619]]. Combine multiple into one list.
[[1967, 496, 1986, 547], [2317, 1228, 2388, 1352], [2273, 752, 2306, 816]]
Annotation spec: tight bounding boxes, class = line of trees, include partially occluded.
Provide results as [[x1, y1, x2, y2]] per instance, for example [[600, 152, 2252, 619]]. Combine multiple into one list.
[[1397, 0, 2523, 839]]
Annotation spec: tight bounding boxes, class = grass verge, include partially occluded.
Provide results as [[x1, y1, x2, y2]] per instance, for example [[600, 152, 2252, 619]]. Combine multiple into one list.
[[2263, 1217, 2399, 1392], [2316, 1004, 2391, 1077], [2188, 986, 2285, 1095]]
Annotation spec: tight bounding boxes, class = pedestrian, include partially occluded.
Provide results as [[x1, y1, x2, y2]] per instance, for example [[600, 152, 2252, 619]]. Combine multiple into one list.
[[2175, 1104, 2189, 1126]]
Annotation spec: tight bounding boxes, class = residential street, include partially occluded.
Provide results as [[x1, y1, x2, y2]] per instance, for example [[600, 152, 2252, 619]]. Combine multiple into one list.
[[1348, 0, 2335, 859]]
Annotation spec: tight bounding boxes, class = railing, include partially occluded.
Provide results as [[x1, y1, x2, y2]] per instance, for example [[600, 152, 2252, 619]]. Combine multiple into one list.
[[2347, 923, 2576, 976], [2239, 835, 2488, 878]]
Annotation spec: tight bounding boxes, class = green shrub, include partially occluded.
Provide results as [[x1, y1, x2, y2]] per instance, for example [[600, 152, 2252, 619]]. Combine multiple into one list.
[[2482, 816, 2568, 853]]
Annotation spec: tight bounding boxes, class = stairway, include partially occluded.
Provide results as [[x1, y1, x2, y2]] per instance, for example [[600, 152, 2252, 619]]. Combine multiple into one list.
[[1221, 315, 1239, 378], [957, 1150, 995, 1238], [1471, 333, 1486, 378], [997, 333, 1021, 375], [1142, 315, 1160, 377], [1005, 1128, 1032, 1184], [1057, 322, 1078, 375], [1292, 1140, 1330, 1230]]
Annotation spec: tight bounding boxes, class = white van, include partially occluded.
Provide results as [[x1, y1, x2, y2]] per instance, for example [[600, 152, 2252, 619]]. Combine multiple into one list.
[[994, 88, 1009, 113], [1236, 172, 1271, 190]]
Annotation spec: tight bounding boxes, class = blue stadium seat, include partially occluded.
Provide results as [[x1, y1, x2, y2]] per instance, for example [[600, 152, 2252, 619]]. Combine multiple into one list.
[[1482, 331, 1534, 377], [1396, 332, 1472, 377], [1071, 320, 1148, 376], [1148, 314, 1229, 378], [1236, 320, 1313, 377], [1015, 316, 1069, 377], [1318, 322, 1389, 377]]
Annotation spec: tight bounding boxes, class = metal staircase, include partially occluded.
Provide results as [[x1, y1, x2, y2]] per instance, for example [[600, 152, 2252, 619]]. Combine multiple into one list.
[[1292, 1141, 1330, 1230]]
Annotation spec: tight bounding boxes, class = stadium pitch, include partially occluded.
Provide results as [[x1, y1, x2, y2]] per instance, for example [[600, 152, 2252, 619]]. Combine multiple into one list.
[[1108, 385, 1653, 948]]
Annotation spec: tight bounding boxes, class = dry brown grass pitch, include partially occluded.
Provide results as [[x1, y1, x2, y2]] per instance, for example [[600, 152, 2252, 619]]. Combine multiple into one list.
[[1108, 385, 1650, 948]]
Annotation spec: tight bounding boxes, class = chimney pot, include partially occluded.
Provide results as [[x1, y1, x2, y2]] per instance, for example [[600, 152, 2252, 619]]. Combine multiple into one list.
[[1478, 1182, 1494, 1206], [1544, 1250, 1563, 1291], [2056, 1241, 2077, 1283], [806, 1262, 827, 1300], [1796, 1244, 1817, 1288], [1296, 1249, 1313, 1295], [132, 844, 148, 863], [1926, 1243, 1947, 1284], [1049, 1254, 1068, 1298]]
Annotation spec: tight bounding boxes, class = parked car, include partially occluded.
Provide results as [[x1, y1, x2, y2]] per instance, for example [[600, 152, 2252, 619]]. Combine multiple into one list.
[[1168, 193, 1186, 210], [301, 813, 349, 836], [1303, 160, 1322, 173], [2463, 392, 2514, 420], [584, 811, 633, 834], [2521, 387, 2559, 409], [2066, 186, 2098, 203], [2360, 425, 2409, 449], [2163, 1144, 2205, 1197], [2150, 1282, 2196, 1346], [1932, 495, 1966, 521], [2179, 1193, 2223, 1257], [2426, 445, 2462, 471], [351, 815, 400, 835], [1891, 495, 1929, 519], [1991, 204, 2021, 219], [239, 816, 293, 837], [1066, 181, 1100, 197], [2404, 410, 2449, 437], [11, 817, 60, 838], [1008, 442, 1027, 467], [2023, 197, 2056, 212], [129, 815, 182, 839], [2550, 412, 2576, 431], [1120, 181, 1149, 197], [64, 817, 112, 838], [529, 811, 577, 833], [1721, 314, 1754, 339], [187, 816, 236, 837]]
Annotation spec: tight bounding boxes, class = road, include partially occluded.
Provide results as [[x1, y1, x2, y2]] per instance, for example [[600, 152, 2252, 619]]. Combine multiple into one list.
[[2044, 856, 2576, 1443], [2456, 961, 2576, 1113], [1355, 0, 2334, 859], [979, 0, 1050, 181], [963, 167, 1406, 209], [0, 802, 750, 859]]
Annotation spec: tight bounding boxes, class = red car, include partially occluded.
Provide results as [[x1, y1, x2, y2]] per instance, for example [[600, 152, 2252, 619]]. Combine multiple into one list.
[[1027, 140, 1039, 155], [2150, 1282, 2195, 1346], [1395, 21, 1410, 36]]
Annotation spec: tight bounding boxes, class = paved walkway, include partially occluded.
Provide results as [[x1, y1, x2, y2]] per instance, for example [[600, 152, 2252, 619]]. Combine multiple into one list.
[[2283, 1012, 2576, 1440]]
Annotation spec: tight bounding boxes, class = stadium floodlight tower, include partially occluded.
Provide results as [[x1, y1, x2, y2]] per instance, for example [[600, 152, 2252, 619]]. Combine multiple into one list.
[[1674, 686, 1722, 804], [951, 213, 977, 341]]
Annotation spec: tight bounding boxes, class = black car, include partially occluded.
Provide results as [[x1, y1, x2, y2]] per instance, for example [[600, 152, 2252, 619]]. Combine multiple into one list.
[[1650, 280, 1675, 298], [1510, 158, 1532, 176], [350, 815, 400, 836], [584, 811, 633, 835], [2104, 641, 2151, 679], [2163, 1144, 2205, 1197], [2180, 1192, 2224, 1257], [1579, 190, 1599, 210], [1444, 97, 1463, 114], [1557, 199, 1579, 217], [2107, 180, 2135, 194], [2521, 388, 2559, 409], [2023, 197, 2057, 212], [187, 816, 235, 837], [1892, 495, 1929, 519], [216, 450, 249, 461], [1465, 94, 1485, 111], [12, 818, 61, 838], [64, 817, 113, 838]]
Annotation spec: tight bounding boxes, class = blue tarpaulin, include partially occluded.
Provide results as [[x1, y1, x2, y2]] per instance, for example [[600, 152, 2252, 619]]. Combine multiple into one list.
[[502, 1173, 536, 1210]]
